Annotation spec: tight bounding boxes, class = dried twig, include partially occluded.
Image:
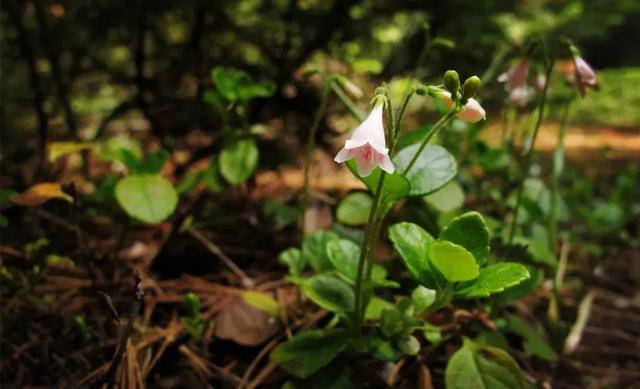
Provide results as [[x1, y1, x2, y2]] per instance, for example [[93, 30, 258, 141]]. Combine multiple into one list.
[[563, 290, 595, 355], [188, 227, 254, 288], [93, 272, 145, 389]]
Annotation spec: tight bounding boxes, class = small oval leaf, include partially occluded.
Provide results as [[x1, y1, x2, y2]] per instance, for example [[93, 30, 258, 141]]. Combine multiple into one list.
[[429, 240, 479, 282], [115, 174, 178, 224]]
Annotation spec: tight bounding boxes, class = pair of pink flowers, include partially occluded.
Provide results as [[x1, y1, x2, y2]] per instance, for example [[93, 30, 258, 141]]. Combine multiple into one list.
[[499, 55, 598, 103], [335, 94, 485, 177]]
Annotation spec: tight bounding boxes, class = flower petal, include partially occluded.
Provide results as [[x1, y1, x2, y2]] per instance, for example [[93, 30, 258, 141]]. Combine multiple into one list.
[[379, 154, 395, 174], [334, 148, 353, 163]]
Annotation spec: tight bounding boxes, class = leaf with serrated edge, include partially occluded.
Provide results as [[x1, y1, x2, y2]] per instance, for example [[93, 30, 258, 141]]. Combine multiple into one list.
[[454, 263, 530, 299], [445, 337, 525, 389], [388, 222, 444, 290], [440, 211, 490, 265]]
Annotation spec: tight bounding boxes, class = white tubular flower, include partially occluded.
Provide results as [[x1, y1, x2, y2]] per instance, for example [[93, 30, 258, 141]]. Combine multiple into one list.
[[334, 103, 395, 177], [440, 91, 486, 123]]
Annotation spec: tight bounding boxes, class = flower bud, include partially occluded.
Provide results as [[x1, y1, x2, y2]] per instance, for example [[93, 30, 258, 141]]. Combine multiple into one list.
[[462, 76, 481, 100], [444, 70, 460, 96]]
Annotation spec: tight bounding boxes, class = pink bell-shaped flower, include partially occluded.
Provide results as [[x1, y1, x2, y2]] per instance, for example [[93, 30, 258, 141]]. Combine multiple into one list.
[[440, 91, 486, 123], [334, 103, 395, 177], [498, 59, 531, 105], [573, 56, 598, 97], [498, 59, 529, 91]]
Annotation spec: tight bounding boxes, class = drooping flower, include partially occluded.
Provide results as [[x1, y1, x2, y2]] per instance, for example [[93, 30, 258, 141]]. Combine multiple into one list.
[[334, 103, 395, 177], [572, 56, 598, 97], [439, 91, 486, 123], [508, 85, 535, 107], [498, 59, 531, 106]]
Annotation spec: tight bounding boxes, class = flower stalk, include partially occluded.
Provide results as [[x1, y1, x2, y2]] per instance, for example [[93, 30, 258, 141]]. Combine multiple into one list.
[[299, 83, 332, 258], [507, 53, 554, 244]]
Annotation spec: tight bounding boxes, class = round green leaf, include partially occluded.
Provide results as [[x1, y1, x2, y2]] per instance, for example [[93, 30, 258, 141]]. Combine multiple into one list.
[[393, 144, 457, 197], [445, 338, 525, 389], [429, 240, 479, 282], [336, 192, 372, 226], [219, 139, 259, 185], [303, 275, 354, 314], [388, 222, 444, 290], [454, 263, 530, 299], [115, 174, 178, 224], [326, 239, 360, 281], [440, 211, 490, 265], [270, 329, 350, 379], [424, 180, 464, 213]]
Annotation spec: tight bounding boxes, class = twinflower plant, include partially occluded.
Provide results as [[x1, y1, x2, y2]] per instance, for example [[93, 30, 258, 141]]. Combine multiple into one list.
[[272, 71, 532, 387]]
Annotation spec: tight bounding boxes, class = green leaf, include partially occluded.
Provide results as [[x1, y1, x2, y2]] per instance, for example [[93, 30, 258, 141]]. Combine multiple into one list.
[[202, 158, 226, 193], [115, 174, 178, 224], [336, 192, 372, 226], [393, 144, 457, 197], [302, 230, 339, 272], [424, 180, 465, 213], [498, 267, 543, 301], [505, 315, 558, 361], [429, 241, 479, 282], [388, 222, 444, 290], [326, 239, 360, 281], [278, 248, 305, 276], [302, 275, 354, 314], [411, 286, 436, 315], [241, 291, 280, 316], [219, 138, 259, 185], [440, 211, 491, 265], [346, 160, 410, 202], [139, 149, 169, 174], [445, 338, 525, 389], [213, 67, 276, 102], [454, 263, 530, 299], [96, 137, 143, 171], [271, 329, 350, 378], [365, 297, 394, 320]]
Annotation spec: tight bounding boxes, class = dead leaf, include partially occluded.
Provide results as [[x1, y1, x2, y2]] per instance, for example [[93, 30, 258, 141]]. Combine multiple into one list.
[[48, 141, 93, 163], [215, 298, 280, 346], [10, 183, 73, 206]]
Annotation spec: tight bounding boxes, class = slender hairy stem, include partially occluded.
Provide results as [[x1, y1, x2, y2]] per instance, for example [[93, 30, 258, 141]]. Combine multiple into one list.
[[330, 80, 365, 121], [353, 171, 387, 333], [390, 89, 415, 155], [299, 84, 331, 260], [403, 110, 457, 175], [507, 60, 554, 244], [549, 100, 572, 252]]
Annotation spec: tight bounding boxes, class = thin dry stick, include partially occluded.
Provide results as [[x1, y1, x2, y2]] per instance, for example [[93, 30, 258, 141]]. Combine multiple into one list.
[[95, 273, 145, 389], [237, 337, 280, 389], [188, 227, 254, 288], [563, 290, 596, 355]]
